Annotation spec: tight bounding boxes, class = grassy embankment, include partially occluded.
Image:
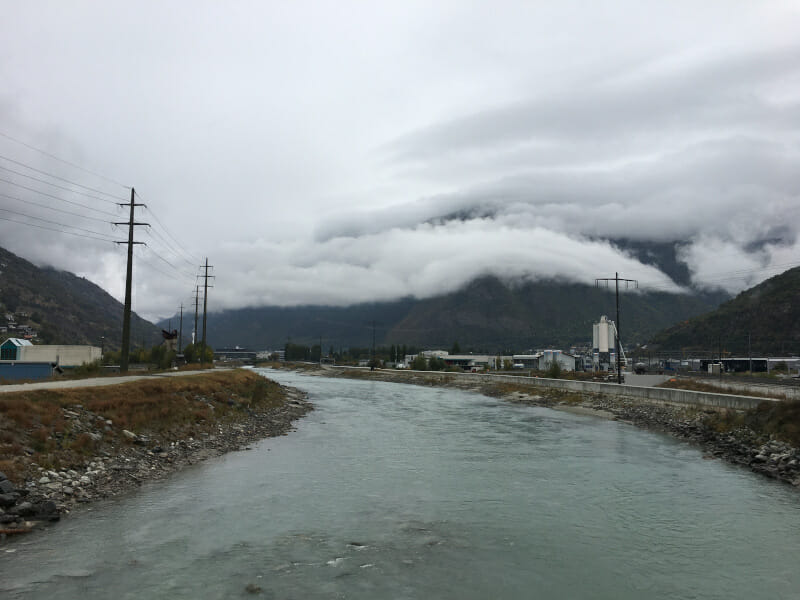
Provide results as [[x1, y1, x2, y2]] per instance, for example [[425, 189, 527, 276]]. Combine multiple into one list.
[[0, 369, 284, 483], [657, 377, 790, 400]]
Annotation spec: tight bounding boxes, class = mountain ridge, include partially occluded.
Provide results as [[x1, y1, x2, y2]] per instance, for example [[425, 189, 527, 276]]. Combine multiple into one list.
[[179, 275, 728, 352], [0, 246, 161, 350], [649, 266, 800, 355]]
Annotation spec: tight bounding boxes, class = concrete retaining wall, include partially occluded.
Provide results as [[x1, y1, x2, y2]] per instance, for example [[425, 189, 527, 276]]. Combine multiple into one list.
[[333, 367, 774, 410]]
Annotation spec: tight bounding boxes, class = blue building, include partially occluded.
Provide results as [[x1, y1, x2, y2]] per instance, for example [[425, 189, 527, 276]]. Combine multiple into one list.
[[0, 361, 57, 382], [0, 337, 58, 381]]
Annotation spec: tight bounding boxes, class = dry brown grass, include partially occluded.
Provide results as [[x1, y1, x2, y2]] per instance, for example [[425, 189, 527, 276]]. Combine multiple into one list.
[[657, 378, 788, 400], [704, 400, 800, 446], [0, 370, 286, 484]]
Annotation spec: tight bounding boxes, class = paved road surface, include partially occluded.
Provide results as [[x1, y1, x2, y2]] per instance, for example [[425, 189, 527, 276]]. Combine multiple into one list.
[[0, 368, 228, 394]]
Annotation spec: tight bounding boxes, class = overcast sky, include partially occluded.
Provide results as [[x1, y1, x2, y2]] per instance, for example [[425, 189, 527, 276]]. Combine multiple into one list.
[[1, 1, 799, 321]]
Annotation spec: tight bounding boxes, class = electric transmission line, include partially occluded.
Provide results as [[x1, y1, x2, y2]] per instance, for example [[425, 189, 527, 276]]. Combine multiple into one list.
[[0, 130, 129, 189]]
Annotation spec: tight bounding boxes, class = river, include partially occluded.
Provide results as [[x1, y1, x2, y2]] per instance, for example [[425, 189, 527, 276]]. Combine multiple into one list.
[[2, 369, 799, 599]]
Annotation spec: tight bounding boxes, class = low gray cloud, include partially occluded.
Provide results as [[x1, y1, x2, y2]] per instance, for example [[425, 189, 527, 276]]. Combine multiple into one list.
[[384, 44, 800, 164], [0, 2, 797, 320]]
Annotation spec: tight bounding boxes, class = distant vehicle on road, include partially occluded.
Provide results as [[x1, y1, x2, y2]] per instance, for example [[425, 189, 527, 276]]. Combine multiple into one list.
[[633, 363, 647, 374]]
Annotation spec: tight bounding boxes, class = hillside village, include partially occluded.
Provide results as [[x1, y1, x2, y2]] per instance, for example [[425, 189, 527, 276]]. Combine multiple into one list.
[[2, 309, 39, 341]]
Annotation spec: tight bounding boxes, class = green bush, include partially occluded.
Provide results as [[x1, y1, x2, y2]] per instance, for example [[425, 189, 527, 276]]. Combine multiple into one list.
[[411, 355, 428, 370], [545, 360, 562, 379], [72, 360, 101, 377], [428, 356, 446, 371]]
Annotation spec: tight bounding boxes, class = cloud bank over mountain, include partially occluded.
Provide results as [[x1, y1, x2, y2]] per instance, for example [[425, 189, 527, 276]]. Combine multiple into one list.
[[0, 2, 798, 318]]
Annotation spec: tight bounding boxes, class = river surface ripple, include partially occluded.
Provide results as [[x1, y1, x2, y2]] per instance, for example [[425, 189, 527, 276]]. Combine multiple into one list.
[[2, 369, 799, 599]]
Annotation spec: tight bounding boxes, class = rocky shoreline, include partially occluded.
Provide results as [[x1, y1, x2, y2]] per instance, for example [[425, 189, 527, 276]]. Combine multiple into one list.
[[309, 365, 800, 489], [0, 375, 312, 543], [509, 391, 800, 488]]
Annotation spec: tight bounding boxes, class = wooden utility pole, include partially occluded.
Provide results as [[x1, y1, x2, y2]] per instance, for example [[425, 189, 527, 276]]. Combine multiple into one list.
[[115, 187, 148, 373], [200, 258, 214, 367], [596, 272, 637, 384], [371, 320, 376, 360], [178, 304, 184, 354], [193, 285, 200, 346]]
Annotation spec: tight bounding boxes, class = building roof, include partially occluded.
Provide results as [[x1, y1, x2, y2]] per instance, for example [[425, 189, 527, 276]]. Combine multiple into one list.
[[1, 337, 33, 348]]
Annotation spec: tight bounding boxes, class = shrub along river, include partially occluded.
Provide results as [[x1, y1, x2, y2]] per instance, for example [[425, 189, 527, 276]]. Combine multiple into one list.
[[2, 369, 799, 599]]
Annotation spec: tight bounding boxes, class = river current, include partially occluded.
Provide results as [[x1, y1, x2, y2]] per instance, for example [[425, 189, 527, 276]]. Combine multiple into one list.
[[2, 369, 799, 599]]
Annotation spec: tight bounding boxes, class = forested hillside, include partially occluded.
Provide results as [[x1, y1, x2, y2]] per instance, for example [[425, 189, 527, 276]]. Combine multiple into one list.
[[0, 246, 160, 350], [649, 266, 800, 355], [187, 276, 727, 352]]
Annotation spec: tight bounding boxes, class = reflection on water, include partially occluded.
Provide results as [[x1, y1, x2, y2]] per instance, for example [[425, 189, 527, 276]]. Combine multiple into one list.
[[2, 369, 799, 599]]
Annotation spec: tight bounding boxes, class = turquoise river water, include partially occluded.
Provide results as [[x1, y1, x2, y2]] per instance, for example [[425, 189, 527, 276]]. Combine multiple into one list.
[[1, 369, 799, 599]]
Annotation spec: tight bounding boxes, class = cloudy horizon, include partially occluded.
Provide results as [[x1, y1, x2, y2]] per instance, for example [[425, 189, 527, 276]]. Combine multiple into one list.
[[1, 1, 798, 321]]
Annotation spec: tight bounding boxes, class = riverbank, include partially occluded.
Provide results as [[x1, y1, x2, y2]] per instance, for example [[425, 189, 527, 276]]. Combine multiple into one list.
[[283, 364, 800, 488], [0, 369, 312, 541]]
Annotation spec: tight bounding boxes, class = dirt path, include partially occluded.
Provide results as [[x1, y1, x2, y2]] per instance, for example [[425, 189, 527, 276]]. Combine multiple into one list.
[[0, 368, 231, 394]]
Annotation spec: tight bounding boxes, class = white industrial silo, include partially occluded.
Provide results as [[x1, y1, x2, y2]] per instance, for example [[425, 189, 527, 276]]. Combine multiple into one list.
[[592, 315, 616, 371]]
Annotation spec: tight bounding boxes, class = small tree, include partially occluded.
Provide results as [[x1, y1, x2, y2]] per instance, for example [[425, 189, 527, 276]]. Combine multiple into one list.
[[429, 356, 446, 371], [545, 360, 562, 379], [183, 342, 212, 364], [411, 355, 428, 370]]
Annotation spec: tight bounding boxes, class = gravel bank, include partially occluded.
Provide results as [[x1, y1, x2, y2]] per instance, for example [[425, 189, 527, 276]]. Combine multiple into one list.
[[0, 372, 312, 543]]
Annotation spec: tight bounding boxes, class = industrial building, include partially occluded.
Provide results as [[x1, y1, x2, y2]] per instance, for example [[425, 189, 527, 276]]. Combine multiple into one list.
[[0, 338, 101, 381], [442, 354, 498, 371], [538, 349, 577, 372], [697, 357, 800, 374]]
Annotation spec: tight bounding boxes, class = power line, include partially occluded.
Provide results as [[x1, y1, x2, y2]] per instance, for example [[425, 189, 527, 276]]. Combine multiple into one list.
[[142, 245, 196, 282], [143, 223, 198, 269], [0, 191, 111, 224], [0, 214, 115, 243], [137, 254, 186, 282], [0, 177, 120, 218], [0, 206, 115, 240], [0, 153, 126, 201], [637, 260, 800, 292], [136, 190, 202, 264], [0, 164, 123, 205], [0, 130, 129, 189]]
